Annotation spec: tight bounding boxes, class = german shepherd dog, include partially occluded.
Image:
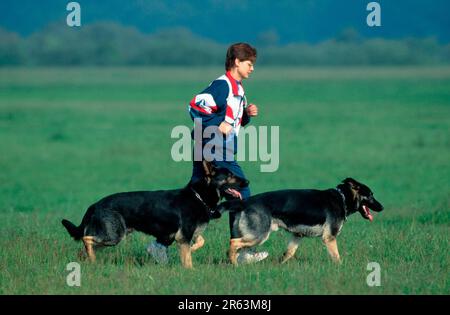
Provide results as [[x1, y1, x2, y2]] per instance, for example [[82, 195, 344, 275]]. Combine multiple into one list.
[[215, 178, 383, 265], [61, 161, 247, 268]]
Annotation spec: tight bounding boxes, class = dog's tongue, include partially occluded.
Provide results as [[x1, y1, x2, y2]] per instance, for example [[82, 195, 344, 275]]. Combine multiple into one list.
[[363, 205, 373, 222], [226, 188, 242, 200]]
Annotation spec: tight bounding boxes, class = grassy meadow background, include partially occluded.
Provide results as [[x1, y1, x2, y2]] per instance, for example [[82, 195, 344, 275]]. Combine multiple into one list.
[[0, 66, 448, 294]]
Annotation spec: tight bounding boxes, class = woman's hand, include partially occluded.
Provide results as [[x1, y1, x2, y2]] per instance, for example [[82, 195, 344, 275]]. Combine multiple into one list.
[[246, 104, 258, 117], [219, 121, 233, 135]]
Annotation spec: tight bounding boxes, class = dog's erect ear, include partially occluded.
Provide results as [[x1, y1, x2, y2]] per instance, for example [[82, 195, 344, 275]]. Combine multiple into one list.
[[343, 178, 360, 191], [202, 160, 216, 177]]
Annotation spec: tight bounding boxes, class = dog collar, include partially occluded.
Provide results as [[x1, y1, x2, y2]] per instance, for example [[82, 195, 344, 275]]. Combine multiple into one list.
[[335, 188, 348, 221], [190, 187, 214, 215]]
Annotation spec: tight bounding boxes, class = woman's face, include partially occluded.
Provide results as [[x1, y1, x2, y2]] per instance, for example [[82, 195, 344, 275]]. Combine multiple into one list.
[[235, 59, 254, 80]]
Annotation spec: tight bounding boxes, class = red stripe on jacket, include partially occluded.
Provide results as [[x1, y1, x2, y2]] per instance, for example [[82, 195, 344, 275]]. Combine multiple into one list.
[[225, 71, 240, 96], [190, 97, 217, 114]]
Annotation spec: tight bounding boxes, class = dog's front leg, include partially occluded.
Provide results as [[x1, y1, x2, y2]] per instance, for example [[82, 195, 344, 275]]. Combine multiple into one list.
[[178, 241, 193, 269], [190, 235, 205, 252], [322, 236, 341, 264], [281, 235, 301, 264]]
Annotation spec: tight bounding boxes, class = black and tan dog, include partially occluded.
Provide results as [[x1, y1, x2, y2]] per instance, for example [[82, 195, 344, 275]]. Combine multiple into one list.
[[61, 161, 246, 268], [215, 178, 383, 265]]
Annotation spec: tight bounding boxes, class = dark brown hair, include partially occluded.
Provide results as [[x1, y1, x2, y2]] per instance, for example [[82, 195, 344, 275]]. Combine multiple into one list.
[[225, 43, 257, 70]]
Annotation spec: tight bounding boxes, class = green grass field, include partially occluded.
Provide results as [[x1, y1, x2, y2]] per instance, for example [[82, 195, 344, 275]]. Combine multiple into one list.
[[0, 67, 449, 294]]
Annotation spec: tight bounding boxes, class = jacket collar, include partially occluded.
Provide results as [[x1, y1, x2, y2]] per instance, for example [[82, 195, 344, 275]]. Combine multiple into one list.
[[225, 71, 242, 96]]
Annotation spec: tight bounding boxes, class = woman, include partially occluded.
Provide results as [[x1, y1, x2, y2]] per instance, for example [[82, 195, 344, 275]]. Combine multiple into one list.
[[147, 43, 268, 265]]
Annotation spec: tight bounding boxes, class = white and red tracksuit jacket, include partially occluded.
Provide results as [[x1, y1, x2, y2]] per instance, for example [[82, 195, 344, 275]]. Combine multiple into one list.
[[188, 71, 251, 156]]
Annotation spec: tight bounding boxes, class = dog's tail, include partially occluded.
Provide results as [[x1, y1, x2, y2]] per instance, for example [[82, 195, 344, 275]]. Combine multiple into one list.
[[61, 219, 83, 241]]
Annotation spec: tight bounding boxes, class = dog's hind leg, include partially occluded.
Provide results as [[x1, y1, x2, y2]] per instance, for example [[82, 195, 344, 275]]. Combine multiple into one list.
[[228, 238, 260, 265], [281, 235, 301, 264], [82, 236, 96, 262], [178, 241, 193, 269], [190, 235, 205, 252]]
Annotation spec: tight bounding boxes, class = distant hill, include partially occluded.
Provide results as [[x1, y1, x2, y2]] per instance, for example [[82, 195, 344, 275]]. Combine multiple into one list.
[[1, 0, 450, 43]]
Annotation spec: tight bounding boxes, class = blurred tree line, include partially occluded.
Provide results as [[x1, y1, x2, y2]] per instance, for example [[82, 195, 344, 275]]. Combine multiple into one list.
[[0, 22, 449, 66]]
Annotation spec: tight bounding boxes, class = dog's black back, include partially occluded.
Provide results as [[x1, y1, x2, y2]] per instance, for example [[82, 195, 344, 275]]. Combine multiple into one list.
[[62, 162, 246, 255], [76, 188, 208, 245], [223, 188, 348, 240], [218, 178, 384, 263], [244, 189, 344, 225]]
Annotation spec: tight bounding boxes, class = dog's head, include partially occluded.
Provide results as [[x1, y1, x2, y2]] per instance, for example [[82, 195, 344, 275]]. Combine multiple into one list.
[[202, 160, 249, 199], [339, 178, 384, 221]]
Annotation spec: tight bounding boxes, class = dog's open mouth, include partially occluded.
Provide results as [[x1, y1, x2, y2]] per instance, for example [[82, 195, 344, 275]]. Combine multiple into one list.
[[225, 188, 242, 200], [361, 205, 373, 222]]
